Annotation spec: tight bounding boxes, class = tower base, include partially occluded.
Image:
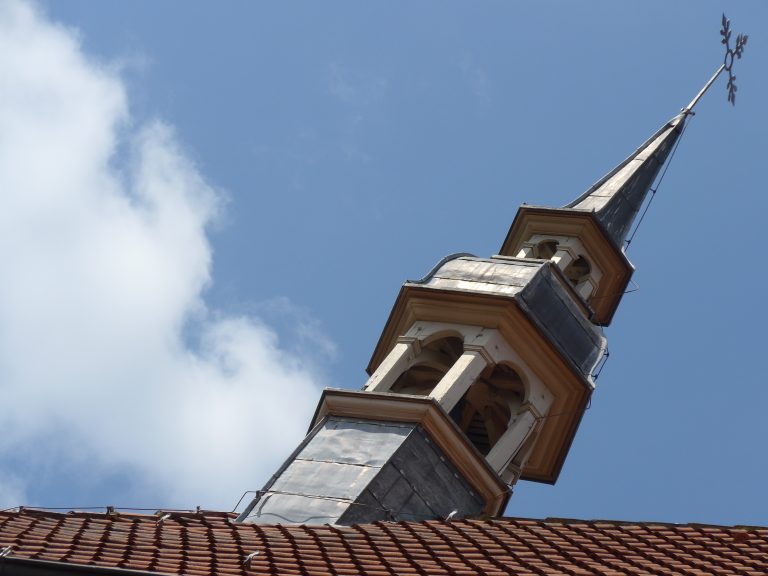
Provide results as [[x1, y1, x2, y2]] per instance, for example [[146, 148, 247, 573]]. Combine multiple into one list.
[[237, 390, 508, 525]]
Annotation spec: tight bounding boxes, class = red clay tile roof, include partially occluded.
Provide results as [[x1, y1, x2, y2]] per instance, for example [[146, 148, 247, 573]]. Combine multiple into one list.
[[0, 509, 766, 575]]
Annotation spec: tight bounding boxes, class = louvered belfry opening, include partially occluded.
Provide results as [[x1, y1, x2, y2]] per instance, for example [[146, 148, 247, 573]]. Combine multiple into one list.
[[534, 239, 558, 260], [564, 255, 591, 286], [462, 410, 492, 455], [390, 336, 463, 396], [450, 363, 525, 456]]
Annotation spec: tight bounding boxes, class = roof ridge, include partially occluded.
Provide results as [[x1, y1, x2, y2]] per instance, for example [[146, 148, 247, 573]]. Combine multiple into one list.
[[2, 509, 766, 531], [496, 515, 768, 530]]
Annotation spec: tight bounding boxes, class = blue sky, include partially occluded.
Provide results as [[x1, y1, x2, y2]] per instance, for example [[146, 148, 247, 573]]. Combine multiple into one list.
[[1, 0, 765, 526]]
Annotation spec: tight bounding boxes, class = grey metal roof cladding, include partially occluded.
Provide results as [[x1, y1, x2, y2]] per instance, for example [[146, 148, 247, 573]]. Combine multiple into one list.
[[517, 263, 604, 379], [410, 255, 604, 380], [238, 417, 485, 525], [566, 112, 688, 247], [414, 255, 539, 297]]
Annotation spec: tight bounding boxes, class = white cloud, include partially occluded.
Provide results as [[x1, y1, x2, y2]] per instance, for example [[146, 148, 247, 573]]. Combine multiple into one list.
[[0, 1, 329, 509]]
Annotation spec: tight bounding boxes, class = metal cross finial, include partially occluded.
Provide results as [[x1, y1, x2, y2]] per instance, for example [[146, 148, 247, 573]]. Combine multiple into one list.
[[721, 13, 748, 105], [683, 14, 748, 113]]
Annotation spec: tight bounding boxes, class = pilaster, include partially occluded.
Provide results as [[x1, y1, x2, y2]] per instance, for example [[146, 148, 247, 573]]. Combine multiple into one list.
[[363, 337, 421, 393], [428, 349, 489, 413]]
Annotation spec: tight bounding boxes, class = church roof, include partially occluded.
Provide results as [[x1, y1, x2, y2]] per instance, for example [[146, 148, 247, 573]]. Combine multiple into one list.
[[1, 509, 766, 575]]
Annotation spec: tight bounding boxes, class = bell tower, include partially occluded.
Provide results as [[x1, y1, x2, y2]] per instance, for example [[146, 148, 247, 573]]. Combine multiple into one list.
[[237, 62, 737, 525]]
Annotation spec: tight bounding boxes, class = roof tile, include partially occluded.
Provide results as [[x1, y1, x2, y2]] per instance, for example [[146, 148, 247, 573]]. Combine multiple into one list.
[[0, 511, 766, 575]]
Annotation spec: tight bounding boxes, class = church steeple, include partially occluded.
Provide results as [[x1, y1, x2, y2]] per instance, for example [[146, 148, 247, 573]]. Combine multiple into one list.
[[236, 20, 747, 526], [237, 104, 700, 523], [566, 111, 688, 248]]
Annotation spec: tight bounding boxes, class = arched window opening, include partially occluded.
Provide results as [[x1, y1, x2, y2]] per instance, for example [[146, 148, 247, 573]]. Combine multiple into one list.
[[449, 364, 525, 456], [564, 255, 591, 286], [390, 336, 463, 396], [534, 240, 558, 260]]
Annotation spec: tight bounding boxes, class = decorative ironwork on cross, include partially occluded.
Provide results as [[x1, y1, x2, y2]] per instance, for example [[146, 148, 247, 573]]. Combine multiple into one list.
[[682, 14, 749, 114], [720, 13, 748, 105]]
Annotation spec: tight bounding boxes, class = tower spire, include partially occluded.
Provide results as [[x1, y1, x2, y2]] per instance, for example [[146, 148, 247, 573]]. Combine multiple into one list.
[[564, 111, 687, 248], [564, 13, 748, 250], [500, 15, 748, 325]]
